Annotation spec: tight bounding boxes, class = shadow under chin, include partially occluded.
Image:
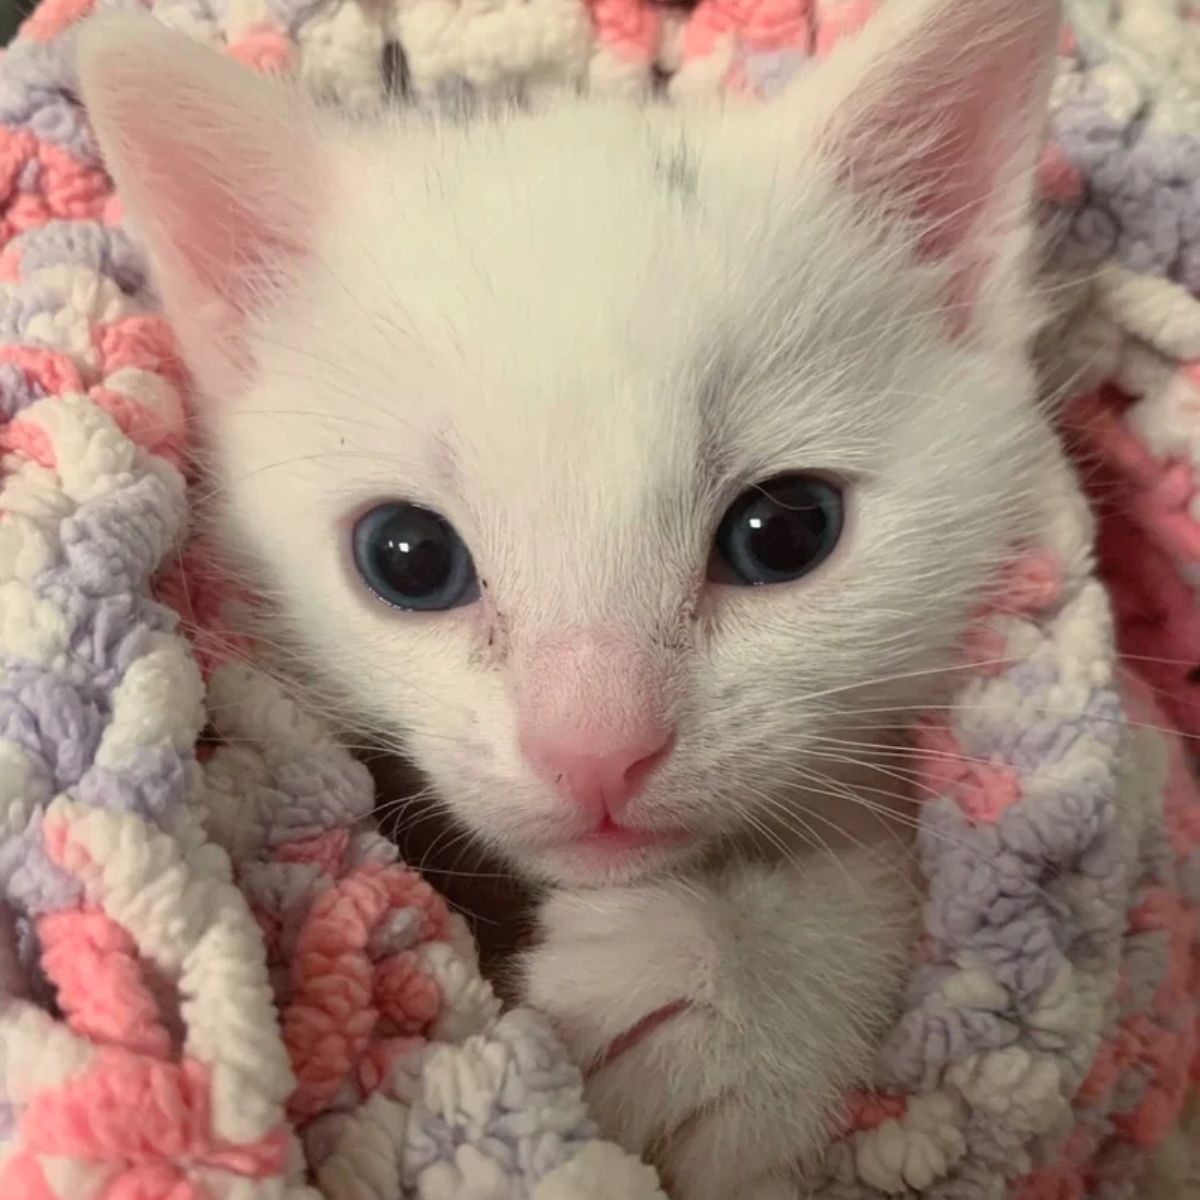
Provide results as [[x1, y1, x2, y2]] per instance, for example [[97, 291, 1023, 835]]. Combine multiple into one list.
[[362, 749, 539, 993]]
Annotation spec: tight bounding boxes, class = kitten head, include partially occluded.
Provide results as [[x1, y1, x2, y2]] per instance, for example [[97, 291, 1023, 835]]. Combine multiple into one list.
[[79, 0, 1061, 885]]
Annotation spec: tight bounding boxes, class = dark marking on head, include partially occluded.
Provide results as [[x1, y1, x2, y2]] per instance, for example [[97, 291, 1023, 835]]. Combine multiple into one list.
[[382, 40, 411, 101], [650, 64, 672, 95], [431, 76, 483, 121], [653, 136, 698, 203]]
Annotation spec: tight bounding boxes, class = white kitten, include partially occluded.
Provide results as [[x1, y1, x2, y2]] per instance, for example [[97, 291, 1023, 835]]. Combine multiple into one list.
[[78, 0, 1061, 1192]]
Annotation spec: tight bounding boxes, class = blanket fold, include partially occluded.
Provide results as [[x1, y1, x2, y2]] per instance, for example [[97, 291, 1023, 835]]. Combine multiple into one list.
[[0, 0, 1197, 1197]]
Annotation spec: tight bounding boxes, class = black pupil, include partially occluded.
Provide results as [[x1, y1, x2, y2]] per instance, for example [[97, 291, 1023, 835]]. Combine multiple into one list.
[[746, 489, 828, 571], [371, 511, 452, 598]]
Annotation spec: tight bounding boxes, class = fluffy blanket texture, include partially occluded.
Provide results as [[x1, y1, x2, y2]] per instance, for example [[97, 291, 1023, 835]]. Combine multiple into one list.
[[0, 0, 1198, 1197]]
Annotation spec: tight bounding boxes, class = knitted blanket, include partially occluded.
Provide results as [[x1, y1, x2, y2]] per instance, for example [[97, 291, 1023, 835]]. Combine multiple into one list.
[[1, 1, 1198, 1198]]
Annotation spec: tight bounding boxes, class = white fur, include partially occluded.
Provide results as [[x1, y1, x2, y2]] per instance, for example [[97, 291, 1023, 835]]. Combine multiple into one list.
[[524, 850, 917, 1197], [77, 0, 1060, 1187]]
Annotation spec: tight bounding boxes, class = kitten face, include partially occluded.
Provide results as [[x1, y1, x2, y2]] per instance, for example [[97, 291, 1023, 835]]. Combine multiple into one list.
[[78, 0, 1061, 885], [209, 113, 1050, 884]]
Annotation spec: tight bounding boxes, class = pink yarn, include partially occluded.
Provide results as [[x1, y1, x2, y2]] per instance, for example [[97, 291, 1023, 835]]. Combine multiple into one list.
[[0, 1151, 61, 1200], [99, 1163, 207, 1200], [153, 544, 256, 678], [996, 549, 1065, 615], [0, 133, 110, 238], [948, 549, 1066, 683], [39, 908, 173, 1060], [93, 316, 187, 390], [1013, 1157, 1086, 1200], [911, 719, 1023, 823], [227, 24, 294, 73], [587, 0, 662, 61], [283, 863, 450, 1118], [1074, 388, 1200, 736], [15, 816, 294, 1198], [374, 952, 442, 1032], [89, 384, 186, 464], [838, 1089, 908, 1133], [0, 343, 84, 395], [1036, 143, 1085, 206], [587, 0, 865, 87], [22, 1055, 287, 1174], [21, 0, 96, 41], [813, 0, 873, 54], [0, 417, 55, 466], [277, 828, 353, 872]]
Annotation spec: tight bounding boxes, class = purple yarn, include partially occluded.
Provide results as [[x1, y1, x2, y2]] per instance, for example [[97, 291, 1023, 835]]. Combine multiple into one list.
[[0, 361, 46, 417], [14, 222, 149, 295], [75, 750, 192, 820], [266, 0, 326, 36], [160, 0, 223, 21], [1051, 80, 1200, 285], [0, 669, 106, 789], [2, 812, 79, 916], [880, 997, 1018, 1092], [61, 475, 186, 598], [403, 1010, 598, 1190], [0, 779, 54, 908], [0, 283, 73, 343], [0, 383, 193, 922], [28, 93, 97, 161], [0, 38, 80, 129], [742, 49, 809, 98], [0, 1103, 15, 1147], [265, 752, 377, 843]]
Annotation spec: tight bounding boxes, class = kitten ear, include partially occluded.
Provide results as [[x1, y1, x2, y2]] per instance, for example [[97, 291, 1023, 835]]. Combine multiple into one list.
[[76, 15, 324, 395], [813, 0, 1061, 331]]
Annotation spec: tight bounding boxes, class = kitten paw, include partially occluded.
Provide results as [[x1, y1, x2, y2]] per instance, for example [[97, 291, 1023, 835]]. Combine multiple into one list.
[[522, 855, 916, 1200]]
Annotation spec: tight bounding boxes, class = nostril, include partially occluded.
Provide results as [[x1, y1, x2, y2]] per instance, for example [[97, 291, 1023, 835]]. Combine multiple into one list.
[[519, 725, 677, 818], [622, 732, 675, 798]]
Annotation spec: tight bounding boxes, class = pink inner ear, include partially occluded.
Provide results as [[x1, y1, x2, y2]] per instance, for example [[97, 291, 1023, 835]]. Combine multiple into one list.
[[831, 0, 1059, 313], [908, 55, 1038, 263], [142, 139, 308, 310], [81, 22, 321, 388], [115, 117, 314, 345]]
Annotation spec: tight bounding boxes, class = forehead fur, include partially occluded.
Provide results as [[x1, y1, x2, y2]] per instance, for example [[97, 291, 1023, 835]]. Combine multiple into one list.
[[241, 97, 1035, 622]]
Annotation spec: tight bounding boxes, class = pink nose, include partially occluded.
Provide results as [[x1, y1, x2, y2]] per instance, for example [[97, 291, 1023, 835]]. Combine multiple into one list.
[[523, 728, 675, 820]]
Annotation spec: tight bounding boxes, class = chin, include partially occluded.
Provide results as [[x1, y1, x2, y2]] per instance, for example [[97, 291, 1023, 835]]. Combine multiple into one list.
[[515, 837, 705, 887]]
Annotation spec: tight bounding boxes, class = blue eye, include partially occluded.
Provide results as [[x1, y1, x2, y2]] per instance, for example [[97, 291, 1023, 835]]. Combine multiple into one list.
[[710, 474, 844, 586], [353, 502, 479, 611]]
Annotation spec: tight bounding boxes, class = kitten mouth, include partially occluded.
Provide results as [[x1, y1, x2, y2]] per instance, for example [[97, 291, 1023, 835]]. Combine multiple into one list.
[[565, 817, 693, 856]]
